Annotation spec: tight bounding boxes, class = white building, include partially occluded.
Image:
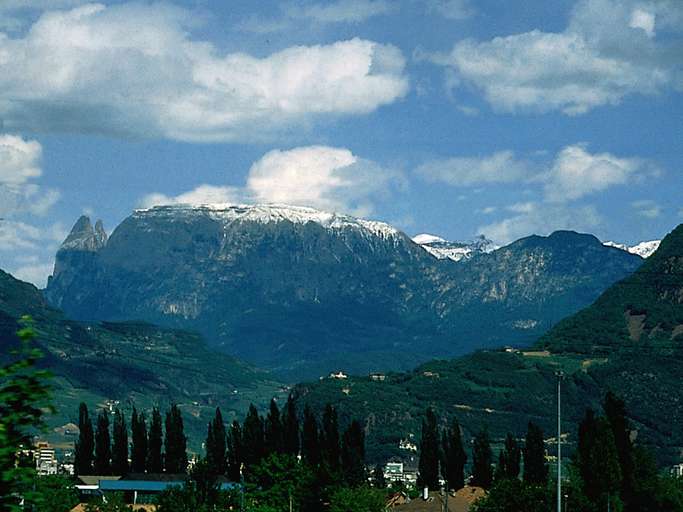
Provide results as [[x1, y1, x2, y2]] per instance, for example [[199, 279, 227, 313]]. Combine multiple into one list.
[[35, 442, 58, 476]]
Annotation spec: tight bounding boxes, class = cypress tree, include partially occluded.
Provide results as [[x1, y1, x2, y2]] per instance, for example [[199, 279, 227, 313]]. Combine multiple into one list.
[[282, 394, 300, 456], [226, 420, 242, 481], [372, 464, 386, 489], [577, 410, 622, 505], [341, 420, 366, 487], [320, 403, 341, 475], [241, 404, 264, 470], [74, 402, 94, 475], [523, 422, 548, 486], [500, 433, 520, 480], [164, 404, 187, 474], [604, 391, 635, 508], [111, 408, 128, 475], [301, 405, 320, 467], [147, 407, 163, 474], [471, 428, 493, 489], [94, 409, 111, 475], [264, 399, 283, 455], [205, 407, 227, 475], [440, 417, 467, 491], [417, 407, 439, 491], [130, 408, 147, 474]]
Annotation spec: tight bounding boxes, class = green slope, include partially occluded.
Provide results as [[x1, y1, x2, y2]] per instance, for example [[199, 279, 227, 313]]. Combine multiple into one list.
[[0, 269, 283, 451], [293, 225, 683, 465]]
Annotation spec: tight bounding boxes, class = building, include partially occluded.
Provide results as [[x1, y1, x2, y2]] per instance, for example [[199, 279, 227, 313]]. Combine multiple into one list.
[[35, 441, 58, 476], [369, 373, 386, 381], [384, 461, 418, 486], [390, 487, 486, 512], [329, 371, 348, 379], [672, 463, 683, 478]]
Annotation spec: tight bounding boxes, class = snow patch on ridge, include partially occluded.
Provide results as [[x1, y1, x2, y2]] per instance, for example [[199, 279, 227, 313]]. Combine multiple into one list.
[[412, 233, 498, 262], [603, 239, 661, 258]]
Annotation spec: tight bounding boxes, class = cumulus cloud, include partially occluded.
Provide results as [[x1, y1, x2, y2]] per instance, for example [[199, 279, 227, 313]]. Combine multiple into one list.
[[0, 4, 409, 142], [478, 203, 604, 244], [432, 0, 683, 114], [632, 199, 662, 218], [142, 146, 400, 217], [416, 151, 534, 186]]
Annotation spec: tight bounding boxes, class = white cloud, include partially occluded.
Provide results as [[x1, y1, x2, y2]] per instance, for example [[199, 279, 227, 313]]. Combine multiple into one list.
[[0, 4, 409, 143], [10, 261, 54, 288], [478, 203, 604, 244], [416, 151, 534, 186], [432, 0, 682, 114], [543, 144, 645, 202], [287, 0, 392, 23], [632, 199, 662, 218], [424, 0, 474, 20], [142, 146, 400, 217], [0, 220, 43, 251]]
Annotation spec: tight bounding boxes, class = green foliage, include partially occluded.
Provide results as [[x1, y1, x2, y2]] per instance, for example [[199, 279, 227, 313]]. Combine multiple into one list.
[[282, 394, 300, 457], [33, 475, 79, 512], [523, 422, 547, 486], [341, 420, 366, 487], [441, 417, 467, 491], [247, 453, 317, 512], [472, 428, 494, 490], [0, 318, 53, 511], [264, 399, 283, 456], [417, 407, 439, 490], [205, 407, 227, 475], [470, 478, 551, 512], [242, 404, 264, 472], [147, 407, 163, 473], [320, 403, 341, 478], [130, 407, 147, 474], [84, 492, 135, 512], [329, 486, 387, 512], [111, 408, 129, 475], [371, 465, 386, 489], [301, 405, 319, 467], [75, 402, 94, 475], [164, 404, 187, 474], [496, 433, 521, 481], [94, 409, 112, 475], [226, 420, 242, 481]]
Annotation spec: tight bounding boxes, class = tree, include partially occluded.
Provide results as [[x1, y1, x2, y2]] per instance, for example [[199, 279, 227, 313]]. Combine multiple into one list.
[[75, 402, 94, 475], [94, 409, 111, 475], [329, 486, 387, 512], [264, 399, 284, 455], [301, 405, 320, 467], [33, 474, 79, 512], [130, 407, 147, 474], [147, 407, 163, 473], [320, 404, 341, 476], [226, 420, 242, 482], [417, 407, 439, 491], [523, 422, 547, 486], [497, 433, 520, 480], [282, 394, 300, 457], [164, 404, 188, 474], [440, 417, 467, 491], [0, 318, 53, 511], [604, 391, 635, 509], [470, 478, 552, 512], [471, 428, 494, 489], [111, 408, 128, 475], [372, 465, 386, 489], [242, 404, 264, 472], [247, 453, 317, 512], [205, 407, 227, 475], [341, 420, 366, 487]]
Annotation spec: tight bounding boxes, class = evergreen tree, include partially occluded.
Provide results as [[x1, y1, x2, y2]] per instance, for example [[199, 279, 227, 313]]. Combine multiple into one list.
[[320, 403, 341, 476], [471, 428, 494, 489], [147, 407, 163, 474], [94, 409, 111, 475], [264, 399, 283, 455], [604, 391, 635, 509], [130, 407, 147, 474], [372, 465, 386, 489], [499, 433, 520, 480], [164, 404, 188, 474], [440, 417, 467, 491], [301, 405, 320, 467], [111, 408, 128, 475], [417, 407, 439, 491], [341, 420, 366, 487], [523, 422, 547, 486], [205, 407, 227, 475], [226, 420, 242, 481], [282, 394, 300, 457], [241, 404, 264, 471], [74, 402, 94, 475]]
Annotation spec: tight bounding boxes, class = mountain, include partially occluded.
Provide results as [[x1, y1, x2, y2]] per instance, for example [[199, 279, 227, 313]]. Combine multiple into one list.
[[45, 204, 643, 380], [412, 233, 497, 262], [292, 224, 683, 465], [603, 239, 661, 258], [1, 268, 282, 449]]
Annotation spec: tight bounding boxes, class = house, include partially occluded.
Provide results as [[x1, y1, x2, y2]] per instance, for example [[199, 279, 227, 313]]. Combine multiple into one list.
[[384, 461, 418, 486], [672, 463, 683, 477], [34, 441, 58, 476], [391, 487, 486, 512], [329, 371, 348, 379], [369, 373, 386, 381]]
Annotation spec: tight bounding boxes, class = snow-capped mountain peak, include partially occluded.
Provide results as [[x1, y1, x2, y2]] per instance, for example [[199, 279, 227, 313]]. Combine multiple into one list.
[[412, 233, 497, 262], [603, 239, 661, 258]]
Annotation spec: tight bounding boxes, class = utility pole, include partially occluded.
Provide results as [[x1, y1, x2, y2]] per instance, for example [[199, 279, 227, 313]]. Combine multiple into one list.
[[557, 370, 564, 512]]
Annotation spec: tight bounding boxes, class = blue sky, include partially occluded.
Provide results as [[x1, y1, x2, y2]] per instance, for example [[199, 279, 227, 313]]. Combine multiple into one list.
[[0, 0, 681, 286]]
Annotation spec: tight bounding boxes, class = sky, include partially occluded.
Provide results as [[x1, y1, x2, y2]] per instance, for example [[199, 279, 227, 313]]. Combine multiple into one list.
[[0, 0, 681, 286]]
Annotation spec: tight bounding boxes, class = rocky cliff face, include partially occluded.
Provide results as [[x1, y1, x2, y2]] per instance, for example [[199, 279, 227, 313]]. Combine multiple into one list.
[[45, 204, 644, 380]]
